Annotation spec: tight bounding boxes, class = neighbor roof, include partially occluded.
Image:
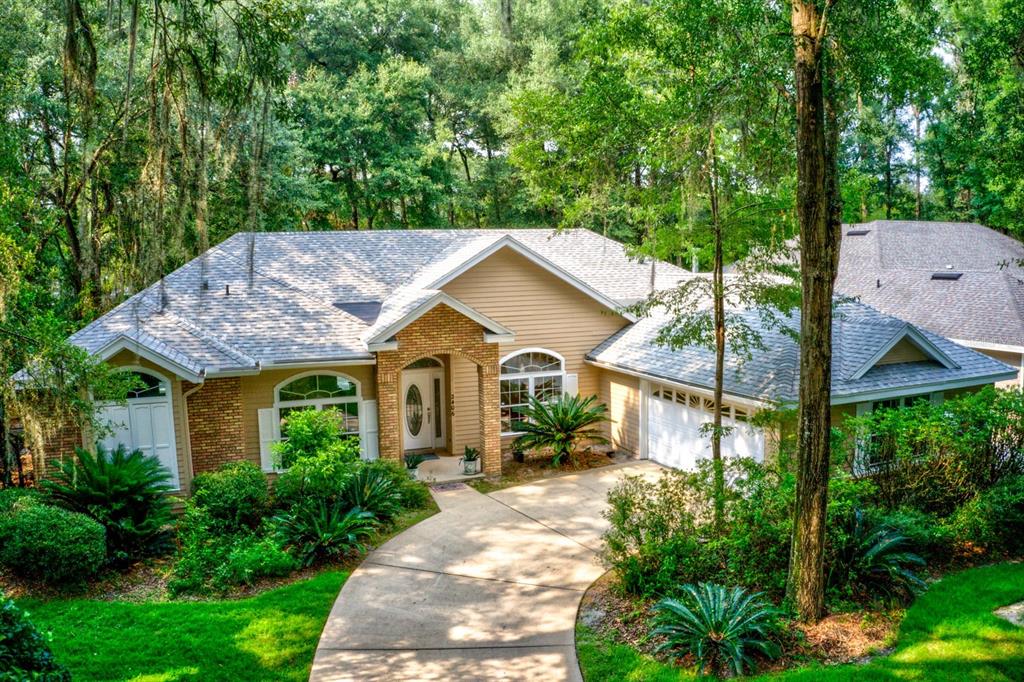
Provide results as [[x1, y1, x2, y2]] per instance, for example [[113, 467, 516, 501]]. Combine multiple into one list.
[[587, 300, 1017, 405], [70, 229, 691, 377], [835, 220, 1024, 350]]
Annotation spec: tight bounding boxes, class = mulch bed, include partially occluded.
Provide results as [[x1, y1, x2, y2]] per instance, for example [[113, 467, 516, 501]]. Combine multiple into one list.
[[578, 571, 901, 674]]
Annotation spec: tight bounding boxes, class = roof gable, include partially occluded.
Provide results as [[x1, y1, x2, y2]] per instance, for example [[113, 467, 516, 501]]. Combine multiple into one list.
[[363, 291, 514, 350], [847, 323, 958, 380]]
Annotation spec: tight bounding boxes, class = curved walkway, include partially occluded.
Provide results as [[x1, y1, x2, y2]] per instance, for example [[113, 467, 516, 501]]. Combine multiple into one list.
[[310, 460, 663, 681]]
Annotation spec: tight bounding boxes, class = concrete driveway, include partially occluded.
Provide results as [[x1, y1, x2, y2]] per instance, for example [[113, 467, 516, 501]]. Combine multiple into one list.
[[309, 460, 664, 681]]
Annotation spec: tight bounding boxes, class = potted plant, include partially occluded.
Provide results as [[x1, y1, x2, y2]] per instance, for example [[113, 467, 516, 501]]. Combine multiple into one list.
[[512, 441, 526, 464], [404, 454, 426, 479], [461, 446, 481, 475]]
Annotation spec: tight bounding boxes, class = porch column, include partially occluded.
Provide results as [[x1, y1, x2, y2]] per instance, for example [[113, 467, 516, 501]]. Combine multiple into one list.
[[478, 361, 501, 476], [375, 359, 401, 461]]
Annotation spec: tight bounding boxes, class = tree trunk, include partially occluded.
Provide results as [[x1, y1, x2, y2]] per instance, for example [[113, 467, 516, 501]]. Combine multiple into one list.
[[0, 394, 11, 488], [708, 123, 726, 531], [788, 0, 840, 624]]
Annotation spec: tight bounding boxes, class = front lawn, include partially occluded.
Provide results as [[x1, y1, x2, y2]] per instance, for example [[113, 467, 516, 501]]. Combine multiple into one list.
[[577, 562, 1024, 681], [19, 569, 346, 681]]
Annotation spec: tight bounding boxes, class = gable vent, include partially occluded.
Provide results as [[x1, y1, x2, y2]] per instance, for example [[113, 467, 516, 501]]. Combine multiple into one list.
[[931, 272, 963, 280], [846, 229, 871, 236]]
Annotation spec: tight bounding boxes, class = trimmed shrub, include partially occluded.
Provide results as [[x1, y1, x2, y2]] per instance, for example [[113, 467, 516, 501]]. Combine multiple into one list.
[[0, 505, 105, 583], [0, 592, 70, 681], [947, 475, 1024, 555], [272, 409, 361, 469], [192, 461, 269, 532], [42, 445, 172, 563], [0, 488, 41, 514]]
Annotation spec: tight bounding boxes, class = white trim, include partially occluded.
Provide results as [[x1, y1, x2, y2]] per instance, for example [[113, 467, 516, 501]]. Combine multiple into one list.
[[499, 348, 567, 436], [848, 324, 958, 381], [96, 336, 205, 383], [95, 365, 181, 491], [426, 236, 637, 323], [484, 332, 516, 343], [829, 372, 1017, 405], [273, 370, 363, 441], [638, 379, 650, 459], [365, 292, 515, 346], [949, 338, 1024, 354], [260, 358, 376, 369], [367, 341, 399, 352], [584, 358, 771, 410]]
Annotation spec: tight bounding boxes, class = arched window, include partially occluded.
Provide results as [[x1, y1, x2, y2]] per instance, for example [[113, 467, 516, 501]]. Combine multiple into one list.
[[499, 349, 565, 434], [275, 372, 361, 435]]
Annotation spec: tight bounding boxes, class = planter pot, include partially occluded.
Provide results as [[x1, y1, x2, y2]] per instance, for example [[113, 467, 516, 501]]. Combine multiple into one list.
[[461, 458, 480, 476]]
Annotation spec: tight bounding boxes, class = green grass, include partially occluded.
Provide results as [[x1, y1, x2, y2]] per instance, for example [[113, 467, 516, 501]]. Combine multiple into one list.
[[19, 569, 347, 681], [14, 504, 439, 681], [577, 562, 1024, 681]]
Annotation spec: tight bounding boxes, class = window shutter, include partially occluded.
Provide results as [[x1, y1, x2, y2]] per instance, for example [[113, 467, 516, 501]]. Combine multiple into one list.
[[258, 408, 281, 472], [360, 399, 379, 460], [565, 373, 579, 396]]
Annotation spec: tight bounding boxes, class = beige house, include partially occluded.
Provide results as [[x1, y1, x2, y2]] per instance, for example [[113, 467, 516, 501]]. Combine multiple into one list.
[[41, 229, 1017, 492]]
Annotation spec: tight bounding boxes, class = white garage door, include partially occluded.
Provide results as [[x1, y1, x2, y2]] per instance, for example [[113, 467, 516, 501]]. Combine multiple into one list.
[[647, 385, 764, 470]]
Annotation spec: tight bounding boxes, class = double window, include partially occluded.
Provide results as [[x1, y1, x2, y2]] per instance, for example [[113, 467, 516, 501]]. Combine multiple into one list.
[[499, 349, 565, 434], [275, 372, 361, 436]]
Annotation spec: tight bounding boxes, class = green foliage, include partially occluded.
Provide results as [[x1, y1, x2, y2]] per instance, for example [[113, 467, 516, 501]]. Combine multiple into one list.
[[827, 509, 927, 604], [947, 475, 1024, 556], [42, 445, 172, 563], [841, 387, 1024, 515], [651, 583, 780, 677], [0, 488, 41, 514], [273, 451, 359, 510], [864, 507, 955, 563], [273, 503, 378, 567], [273, 409, 361, 469], [339, 465, 402, 521], [363, 459, 431, 511], [514, 393, 609, 466], [404, 454, 427, 469], [191, 461, 269, 533], [169, 505, 296, 595], [462, 445, 480, 462], [0, 592, 70, 682], [0, 505, 105, 584]]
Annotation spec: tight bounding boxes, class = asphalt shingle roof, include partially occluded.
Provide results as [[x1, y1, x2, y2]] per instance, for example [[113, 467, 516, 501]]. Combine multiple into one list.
[[835, 220, 1024, 348], [588, 300, 1016, 404]]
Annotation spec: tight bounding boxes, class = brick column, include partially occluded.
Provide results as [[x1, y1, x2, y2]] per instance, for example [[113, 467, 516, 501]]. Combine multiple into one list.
[[478, 362, 501, 476], [186, 377, 244, 473], [375, 360, 401, 461]]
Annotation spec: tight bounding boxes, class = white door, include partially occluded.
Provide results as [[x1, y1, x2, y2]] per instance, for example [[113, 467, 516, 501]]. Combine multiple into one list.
[[402, 369, 444, 451], [97, 396, 179, 489], [646, 385, 763, 470]]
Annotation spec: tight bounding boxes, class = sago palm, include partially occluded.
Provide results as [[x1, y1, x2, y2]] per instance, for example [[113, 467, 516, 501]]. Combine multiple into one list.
[[513, 394, 609, 466], [651, 582, 781, 677]]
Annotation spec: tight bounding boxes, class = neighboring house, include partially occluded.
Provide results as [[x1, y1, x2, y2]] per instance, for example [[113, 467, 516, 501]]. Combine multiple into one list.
[[836, 219, 1024, 388], [38, 228, 1016, 492]]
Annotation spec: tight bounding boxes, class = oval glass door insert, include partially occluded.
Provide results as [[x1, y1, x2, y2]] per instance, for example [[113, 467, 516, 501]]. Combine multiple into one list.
[[405, 385, 423, 436]]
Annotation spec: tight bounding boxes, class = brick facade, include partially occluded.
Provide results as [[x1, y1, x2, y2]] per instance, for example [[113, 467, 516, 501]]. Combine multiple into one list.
[[376, 304, 502, 475], [184, 377, 245, 474], [35, 421, 84, 481]]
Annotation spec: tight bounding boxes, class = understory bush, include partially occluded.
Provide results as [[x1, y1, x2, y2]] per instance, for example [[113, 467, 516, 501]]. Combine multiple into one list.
[[947, 474, 1024, 556], [0, 592, 70, 681], [191, 461, 269, 532], [651, 582, 780, 677], [42, 445, 172, 563], [0, 505, 106, 584], [169, 505, 296, 595], [273, 450, 360, 510], [272, 408, 361, 469]]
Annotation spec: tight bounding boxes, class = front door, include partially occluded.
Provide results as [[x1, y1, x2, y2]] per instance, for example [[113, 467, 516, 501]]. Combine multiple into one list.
[[402, 369, 444, 451]]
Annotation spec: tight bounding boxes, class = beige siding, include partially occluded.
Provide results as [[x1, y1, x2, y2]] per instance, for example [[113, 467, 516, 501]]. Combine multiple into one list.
[[238, 365, 376, 464], [600, 370, 640, 454], [975, 348, 1023, 388], [876, 338, 928, 365], [442, 246, 630, 445], [105, 350, 193, 494]]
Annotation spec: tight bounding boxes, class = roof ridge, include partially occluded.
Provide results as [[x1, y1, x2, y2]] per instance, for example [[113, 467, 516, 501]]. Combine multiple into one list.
[[155, 308, 258, 368]]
